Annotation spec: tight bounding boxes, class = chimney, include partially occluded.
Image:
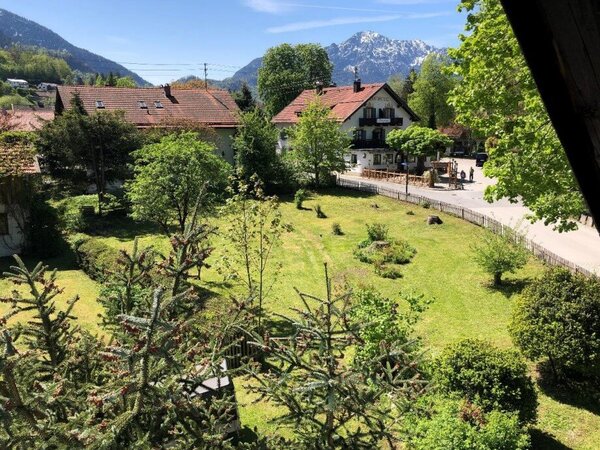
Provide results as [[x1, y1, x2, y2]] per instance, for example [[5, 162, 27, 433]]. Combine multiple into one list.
[[315, 81, 324, 95], [353, 79, 361, 93], [163, 84, 172, 97]]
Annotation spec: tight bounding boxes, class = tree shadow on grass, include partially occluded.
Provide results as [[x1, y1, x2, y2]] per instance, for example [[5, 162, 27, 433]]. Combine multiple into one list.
[[536, 362, 600, 416], [485, 277, 531, 299], [84, 214, 161, 241], [234, 426, 261, 445], [263, 316, 296, 338], [0, 241, 79, 273], [530, 429, 572, 450]]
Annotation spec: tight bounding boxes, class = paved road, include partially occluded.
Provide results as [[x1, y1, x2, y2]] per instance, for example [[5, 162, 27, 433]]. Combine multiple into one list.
[[340, 158, 600, 275]]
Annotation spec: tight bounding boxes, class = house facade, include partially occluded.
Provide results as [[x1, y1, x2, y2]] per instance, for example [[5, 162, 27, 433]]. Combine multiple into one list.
[[55, 85, 240, 163], [0, 143, 40, 257], [272, 80, 419, 174]]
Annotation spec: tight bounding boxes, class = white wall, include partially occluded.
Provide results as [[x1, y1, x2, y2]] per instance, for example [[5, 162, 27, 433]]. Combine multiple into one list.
[[0, 204, 25, 258], [214, 128, 236, 164]]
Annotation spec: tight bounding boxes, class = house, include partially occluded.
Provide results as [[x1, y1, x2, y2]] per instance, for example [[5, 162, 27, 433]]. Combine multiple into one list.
[[438, 123, 484, 157], [37, 82, 58, 91], [6, 79, 29, 89], [0, 141, 40, 257], [55, 85, 241, 163], [272, 80, 419, 173], [3, 107, 54, 132]]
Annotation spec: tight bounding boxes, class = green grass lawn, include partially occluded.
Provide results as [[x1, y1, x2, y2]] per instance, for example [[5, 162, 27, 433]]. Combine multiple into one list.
[[2, 188, 598, 449]]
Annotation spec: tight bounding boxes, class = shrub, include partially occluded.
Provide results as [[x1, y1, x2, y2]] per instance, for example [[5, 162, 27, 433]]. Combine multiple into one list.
[[354, 240, 416, 266], [314, 204, 326, 218], [510, 268, 600, 380], [294, 188, 308, 209], [406, 210, 415, 216], [406, 396, 530, 450], [349, 288, 427, 370], [433, 339, 537, 424], [375, 264, 402, 279], [421, 200, 431, 209], [55, 195, 97, 232], [472, 230, 528, 285], [72, 236, 121, 282], [366, 223, 389, 242], [331, 222, 343, 235]]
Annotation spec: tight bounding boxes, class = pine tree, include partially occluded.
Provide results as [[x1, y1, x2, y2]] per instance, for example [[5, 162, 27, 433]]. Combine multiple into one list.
[[233, 82, 256, 112]]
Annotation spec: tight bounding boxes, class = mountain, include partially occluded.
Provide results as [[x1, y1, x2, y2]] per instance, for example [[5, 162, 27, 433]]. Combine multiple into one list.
[[205, 31, 443, 92], [0, 8, 149, 86]]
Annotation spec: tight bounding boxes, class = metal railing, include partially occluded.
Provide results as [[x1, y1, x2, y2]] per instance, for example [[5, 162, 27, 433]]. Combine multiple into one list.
[[337, 177, 595, 277]]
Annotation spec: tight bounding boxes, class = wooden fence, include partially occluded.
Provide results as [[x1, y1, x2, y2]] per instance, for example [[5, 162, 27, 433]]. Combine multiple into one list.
[[337, 177, 595, 277], [361, 168, 429, 187]]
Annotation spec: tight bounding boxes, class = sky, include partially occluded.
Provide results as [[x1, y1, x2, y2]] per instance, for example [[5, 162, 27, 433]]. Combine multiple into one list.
[[0, 0, 467, 85]]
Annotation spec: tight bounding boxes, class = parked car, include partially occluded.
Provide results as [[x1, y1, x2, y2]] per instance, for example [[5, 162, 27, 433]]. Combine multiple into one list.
[[475, 152, 489, 167]]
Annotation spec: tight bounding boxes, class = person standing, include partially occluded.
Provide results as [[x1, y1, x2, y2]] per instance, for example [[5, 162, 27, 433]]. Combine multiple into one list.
[[469, 167, 474, 182]]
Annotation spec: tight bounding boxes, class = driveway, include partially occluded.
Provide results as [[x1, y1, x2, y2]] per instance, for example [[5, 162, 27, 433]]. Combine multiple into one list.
[[340, 158, 600, 275]]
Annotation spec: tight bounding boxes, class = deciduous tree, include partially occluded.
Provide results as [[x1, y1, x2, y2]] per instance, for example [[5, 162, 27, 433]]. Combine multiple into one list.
[[449, 0, 586, 231], [288, 97, 350, 186], [387, 125, 452, 174], [125, 132, 230, 233], [258, 43, 332, 116]]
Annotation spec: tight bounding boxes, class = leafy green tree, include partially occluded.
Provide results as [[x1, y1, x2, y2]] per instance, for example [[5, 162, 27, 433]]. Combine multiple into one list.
[[449, 0, 585, 231], [510, 268, 600, 380], [471, 229, 528, 286], [125, 132, 230, 233], [220, 173, 287, 328], [388, 68, 418, 101], [233, 108, 279, 186], [105, 72, 117, 86], [38, 93, 141, 213], [386, 125, 452, 174], [434, 339, 537, 424], [408, 54, 456, 129], [245, 265, 428, 449], [116, 76, 136, 87], [258, 43, 332, 116], [94, 73, 105, 86], [232, 81, 256, 111], [288, 97, 350, 186]]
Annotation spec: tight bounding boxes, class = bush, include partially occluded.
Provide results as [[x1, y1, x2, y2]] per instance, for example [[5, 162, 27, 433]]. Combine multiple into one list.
[[510, 268, 600, 380], [354, 240, 416, 266], [349, 288, 427, 370], [331, 222, 343, 235], [421, 200, 431, 209], [406, 396, 530, 450], [472, 230, 528, 285], [433, 339, 537, 424], [366, 223, 389, 242], [314, 204, 326, 218], [294, 189, 308, 209], [406, 210, 415, 216], [55, 194, 125, 233], [72, 236, 121, 282], [374, 264, 402, 279]]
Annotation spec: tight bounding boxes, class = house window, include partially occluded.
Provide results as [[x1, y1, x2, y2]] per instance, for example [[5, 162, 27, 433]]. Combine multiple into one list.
[[381, 107, 395, 119], [373, 154, 382, 165], [138, 101, 148, 109], [363, 107, 376, 119], [386, 153, 394, 163], [353, 129, 366, 141], [154, 101, 164, 109], [95, 100, 105, 109], [0, 213, 8, 235], [350, 154, 358, 164], [372, 128, 385, 143]]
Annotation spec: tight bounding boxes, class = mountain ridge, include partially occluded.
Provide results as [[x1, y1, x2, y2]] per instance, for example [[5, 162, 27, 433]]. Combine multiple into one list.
[[204, 31, 444, 91], [0, 8, 149, 86]]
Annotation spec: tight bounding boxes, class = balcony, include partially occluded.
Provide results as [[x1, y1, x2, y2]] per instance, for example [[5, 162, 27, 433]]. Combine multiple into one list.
[[359, 117, 403, 127], [351, 139, 389, 149]]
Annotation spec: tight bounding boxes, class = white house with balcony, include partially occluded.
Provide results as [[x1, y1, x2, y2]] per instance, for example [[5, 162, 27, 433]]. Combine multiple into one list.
[[272, 80, 420, 174]]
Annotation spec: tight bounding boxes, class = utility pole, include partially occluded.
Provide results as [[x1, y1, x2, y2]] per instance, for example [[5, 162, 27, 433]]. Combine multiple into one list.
[[204, 63, 208, 90]]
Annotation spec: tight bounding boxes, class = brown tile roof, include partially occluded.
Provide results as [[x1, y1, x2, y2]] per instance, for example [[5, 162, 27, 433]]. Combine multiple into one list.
[[4, 109, 54, 132], [56, 86, 240, 128], [0, 144, 40, 176], [272, 82, 418, 125], [439, 123, 470, 139]]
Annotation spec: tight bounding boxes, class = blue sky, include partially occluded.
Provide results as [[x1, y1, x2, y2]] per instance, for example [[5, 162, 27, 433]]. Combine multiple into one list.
[[1, 0, 466, 85]]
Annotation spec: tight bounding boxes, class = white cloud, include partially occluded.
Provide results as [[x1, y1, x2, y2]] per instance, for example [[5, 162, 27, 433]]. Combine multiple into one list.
[[266, 12, 448, 33], [243, 0, 293, 14]]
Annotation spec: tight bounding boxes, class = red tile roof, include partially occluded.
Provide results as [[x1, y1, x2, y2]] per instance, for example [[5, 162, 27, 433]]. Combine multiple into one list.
[[1, 109, 54, 132], [0, 144, 40, 176], [272, 82, 418, 124], [56, 86, 240, 128]]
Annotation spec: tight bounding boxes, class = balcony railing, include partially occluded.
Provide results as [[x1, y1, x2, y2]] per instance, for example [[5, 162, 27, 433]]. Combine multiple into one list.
[[359, 117, 403, 127], [351, 139, 389, 149]]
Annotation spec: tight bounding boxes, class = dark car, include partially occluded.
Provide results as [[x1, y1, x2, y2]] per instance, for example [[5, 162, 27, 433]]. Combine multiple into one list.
[[475, 152, 489, 167]]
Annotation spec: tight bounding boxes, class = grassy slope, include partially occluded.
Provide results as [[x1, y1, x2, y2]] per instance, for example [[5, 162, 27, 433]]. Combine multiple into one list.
[[1, 188, 597, 448]]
